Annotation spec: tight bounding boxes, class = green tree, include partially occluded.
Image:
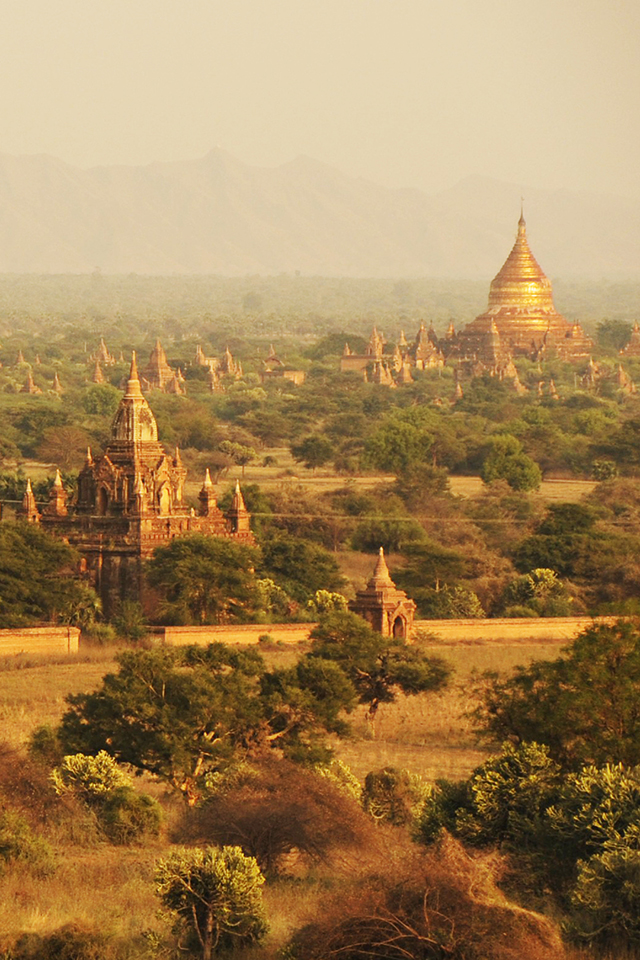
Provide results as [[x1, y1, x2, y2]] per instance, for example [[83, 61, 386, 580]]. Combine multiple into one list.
[[481, 434, 542, 491], [147, 535, 259, 624], [291, 434, 335, 472], [308, 611, 451, 718], [596, 318, 633, 352], [364, 417, 432, 475], [0, 523, 100, 628], [218, 440, 257, 476], [259, 533, 344, 602], [475, 620, 640, 768], [155, 846, 267, 960], [59, 643, 356, 802]]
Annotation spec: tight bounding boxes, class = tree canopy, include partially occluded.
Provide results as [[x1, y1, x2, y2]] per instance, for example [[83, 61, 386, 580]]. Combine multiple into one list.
[[475, 620, 640, 768], [0, 523, 99, 628]]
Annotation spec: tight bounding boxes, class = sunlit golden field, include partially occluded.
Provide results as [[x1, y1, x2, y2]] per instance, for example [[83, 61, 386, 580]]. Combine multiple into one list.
[[0, 637, 613, 958]]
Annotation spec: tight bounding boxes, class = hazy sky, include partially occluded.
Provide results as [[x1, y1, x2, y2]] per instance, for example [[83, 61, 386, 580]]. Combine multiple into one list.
[[1, 0, 639, 198]]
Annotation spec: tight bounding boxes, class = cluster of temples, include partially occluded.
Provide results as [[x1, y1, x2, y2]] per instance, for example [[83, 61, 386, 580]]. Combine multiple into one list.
[[20, 355, 253, 615], [341, 213, 600, 393]]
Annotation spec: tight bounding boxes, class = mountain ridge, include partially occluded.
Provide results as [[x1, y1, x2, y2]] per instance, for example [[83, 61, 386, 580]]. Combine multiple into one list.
[[0, 150, 637, 277]]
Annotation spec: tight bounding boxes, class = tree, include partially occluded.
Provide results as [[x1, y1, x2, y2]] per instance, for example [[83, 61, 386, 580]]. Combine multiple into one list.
[[291, 434, 334, 472], [308, 611, 451, 718], [36, 425, 91, 470], [512, 502, 600, 578], [147, 535, 259, 624], [364, 417, 432, 475], [258, 533, 344, 602], [475, 620, 640, 768], [0, 523, 100, 628], [59, 643, 356, 802], [596, 318, 633, 352], [218, 440, 257, 477], [481, 434, 542, 491], [155, 846, 267, 960]]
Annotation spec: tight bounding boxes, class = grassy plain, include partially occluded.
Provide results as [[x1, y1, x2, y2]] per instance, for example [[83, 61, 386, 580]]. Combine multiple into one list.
[[0, 636, 618, 958]]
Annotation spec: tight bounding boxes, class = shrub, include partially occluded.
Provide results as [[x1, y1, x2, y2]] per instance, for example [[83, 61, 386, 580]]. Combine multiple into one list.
[[155, 845, 267, 959], [52, 751, 133, 798], [181, 757, 373, 875], [362, 767, 432, 827], [288, 833, 564, 960], [5, 923, 122, 960], [98, 787, 162, 845], [0, 811, 54, 876], [52, 752, 161, 845], [28, 724, 65, 768]]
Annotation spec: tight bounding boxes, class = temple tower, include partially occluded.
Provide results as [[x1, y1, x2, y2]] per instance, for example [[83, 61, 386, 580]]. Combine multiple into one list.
[[458, 212, 593, 361], [41, 354, 252, 615], [349, 548, 416, 640]]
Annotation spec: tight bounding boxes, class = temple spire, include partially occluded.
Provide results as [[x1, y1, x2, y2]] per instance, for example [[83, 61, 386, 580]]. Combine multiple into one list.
[[369, 547, 393, 587], [111, 352, 159, 443], [226, 480, 251, 535], [125, 352, 144, 398], [21, 479, 40, 523]]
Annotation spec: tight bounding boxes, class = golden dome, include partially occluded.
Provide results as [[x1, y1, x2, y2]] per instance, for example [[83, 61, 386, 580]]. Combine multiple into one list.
[[487, 214, 556, 313]]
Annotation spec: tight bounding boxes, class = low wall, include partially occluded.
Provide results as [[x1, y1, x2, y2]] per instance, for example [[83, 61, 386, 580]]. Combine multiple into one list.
[[151, 616, 621, 648], [0, 626, 80, 656], [414, 616, 619, 644], [150, 623, 318, 646]]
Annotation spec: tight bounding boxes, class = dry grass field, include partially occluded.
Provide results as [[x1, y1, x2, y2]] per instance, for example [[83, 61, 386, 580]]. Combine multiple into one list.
[[0, 636, 622, 958]]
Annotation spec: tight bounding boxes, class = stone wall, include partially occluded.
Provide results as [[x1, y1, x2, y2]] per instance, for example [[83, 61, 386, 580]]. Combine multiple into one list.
[[0, 626, 80, 655], [150, 616, 620, 648], [149, 623, 317, 646], [414, 616, 619, 643]]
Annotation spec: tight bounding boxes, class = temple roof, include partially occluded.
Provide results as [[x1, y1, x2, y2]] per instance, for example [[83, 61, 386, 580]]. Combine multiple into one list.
[[111, 353, 159, 444], [487, 214, 556, 313]]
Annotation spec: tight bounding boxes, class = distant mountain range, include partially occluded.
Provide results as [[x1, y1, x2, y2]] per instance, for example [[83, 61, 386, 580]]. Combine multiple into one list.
[[0, 149, 638, 277]]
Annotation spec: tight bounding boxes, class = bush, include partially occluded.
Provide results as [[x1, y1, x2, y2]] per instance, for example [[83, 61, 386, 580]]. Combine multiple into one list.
[[288, 833, 564, 960], [98, 787, 162, 845], [180, 757, 373, 875], [28, 725, 65, 768], [156, 845, 267, 959], [0, 811, 54, 876], [6, 924, 112, 960], [52, 752, 161, 845], [362, 767, 431, 827]]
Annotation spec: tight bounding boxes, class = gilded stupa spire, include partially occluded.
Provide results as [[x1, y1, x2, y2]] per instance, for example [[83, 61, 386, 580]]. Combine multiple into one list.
[[486, 209, 554, 313]]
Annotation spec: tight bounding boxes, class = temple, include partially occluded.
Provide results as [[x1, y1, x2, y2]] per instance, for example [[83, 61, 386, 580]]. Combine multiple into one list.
[[339, 213, 598, 391], [457, 212, 593, 362], [349, 548, 416, 640], [33, 354, 253, 615]]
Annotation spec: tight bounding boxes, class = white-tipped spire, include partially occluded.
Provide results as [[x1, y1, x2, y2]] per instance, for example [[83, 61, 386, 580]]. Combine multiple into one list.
[[125, 351, 144, 398], [369, 547, 393, 586]]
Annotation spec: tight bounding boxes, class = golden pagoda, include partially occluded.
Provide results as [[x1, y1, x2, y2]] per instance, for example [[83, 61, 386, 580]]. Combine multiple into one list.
[[458, 211, 593, 362]]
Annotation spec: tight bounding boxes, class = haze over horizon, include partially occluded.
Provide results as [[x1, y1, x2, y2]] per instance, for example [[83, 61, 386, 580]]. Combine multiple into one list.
[[1, 0, 639, 201]]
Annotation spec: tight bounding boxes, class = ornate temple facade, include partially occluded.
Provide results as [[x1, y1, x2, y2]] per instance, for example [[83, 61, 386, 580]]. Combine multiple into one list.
[[349, 548, 416, 640], [27, 355, 253, 614]]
